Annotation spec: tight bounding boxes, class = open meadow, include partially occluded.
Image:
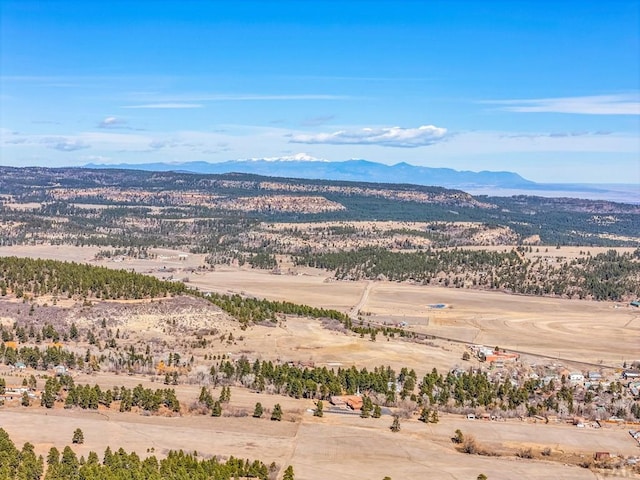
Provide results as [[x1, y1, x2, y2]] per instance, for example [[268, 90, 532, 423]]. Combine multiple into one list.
[[0, 244, 638, 479]]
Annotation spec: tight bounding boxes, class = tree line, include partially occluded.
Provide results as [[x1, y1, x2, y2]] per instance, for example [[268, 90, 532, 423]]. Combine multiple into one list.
[[0, 256, 187, 300], [211, 357, 397, 402], [40, 376, 181, 414], [0, 427, 271, 480], [295, 247, 640, 301]]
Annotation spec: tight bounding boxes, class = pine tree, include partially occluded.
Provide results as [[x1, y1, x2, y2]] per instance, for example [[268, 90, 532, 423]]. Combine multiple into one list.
[[430, 410, 439, 423], [283, 465, 295, 480], [219, 385, 231, 403], [271, 403, 283, 421], [198, 387, 214, 408], [211, 400, 222, 417], [72, 428, 84, 444], [47, 447, 60, 466], [419, 406, 430, 423], [253, 402, 263, 418], [390, 414, 400, 432], [313, 400, 323, 417], [70, 323, 78, 340], [360, 396, 372, 418]]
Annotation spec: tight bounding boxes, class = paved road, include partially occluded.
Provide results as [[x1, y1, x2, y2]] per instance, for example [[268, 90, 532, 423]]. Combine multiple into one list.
[[366, 319, 621, 371]]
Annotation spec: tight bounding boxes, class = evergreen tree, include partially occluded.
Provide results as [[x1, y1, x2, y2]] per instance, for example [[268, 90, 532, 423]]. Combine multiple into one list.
[[46, 447, 60, 467], [271, 403, 283, 421], [313, 400, 324, 418], [360, 396, 374, 418], [16, 442, 43, 480], [69, 323, 78, 340], [198, 387, 214, 408], [283, 465, 295, 480], [419, 406, 430, 423], [390, 414, 400, 432], [253, 402, 263, 418], [430, 410, 439, 423], [72, 428, 84, 444]]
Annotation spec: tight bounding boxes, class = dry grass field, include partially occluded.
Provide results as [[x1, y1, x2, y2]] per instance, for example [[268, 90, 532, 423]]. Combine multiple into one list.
[[1, 402, 637, 480], [0, 244, 639, 479], [152, 257, 637, 369]]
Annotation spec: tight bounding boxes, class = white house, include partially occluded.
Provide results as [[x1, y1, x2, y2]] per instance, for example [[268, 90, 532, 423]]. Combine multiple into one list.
[[569, 372, 584, 383]]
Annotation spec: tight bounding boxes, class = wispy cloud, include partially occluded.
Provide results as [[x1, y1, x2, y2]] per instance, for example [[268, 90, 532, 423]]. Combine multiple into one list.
[[148, 140, 196, 150], [301, 115, 335, 127], [121, 103, 203, 109], [121, 93, 351, 105], [290, 125, 447, 148], [501, 130, 613, 139], [199, 94, 348, 101], [426, 130, 639, 155], [44, 138, 91, 152], [98, 116, 128, 128], [485, 94, 640, 115]]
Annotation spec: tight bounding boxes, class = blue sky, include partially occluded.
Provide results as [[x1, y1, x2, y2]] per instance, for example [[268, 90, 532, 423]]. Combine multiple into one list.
[[1, 0, 638, 183]]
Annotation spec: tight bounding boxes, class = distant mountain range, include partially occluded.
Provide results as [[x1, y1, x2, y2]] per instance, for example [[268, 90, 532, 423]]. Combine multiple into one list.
[[85, 159, 535, 188], [84, 159, 639, 203]]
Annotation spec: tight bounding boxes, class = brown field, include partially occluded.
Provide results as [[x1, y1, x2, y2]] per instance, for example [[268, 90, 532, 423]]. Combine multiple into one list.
[[1, 244, 639, 479], [182, 263, 637, 368], [1, 402, 637, 480]]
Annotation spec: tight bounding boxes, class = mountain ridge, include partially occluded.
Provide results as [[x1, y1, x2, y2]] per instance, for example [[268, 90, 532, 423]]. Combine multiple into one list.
[[84, 159, 535, 189]]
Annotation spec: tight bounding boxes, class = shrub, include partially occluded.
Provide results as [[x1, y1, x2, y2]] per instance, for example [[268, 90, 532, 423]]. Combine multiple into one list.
[[517, 448, 533, 459], [461, 436, 478, 454], [72, 428, 84, 444]]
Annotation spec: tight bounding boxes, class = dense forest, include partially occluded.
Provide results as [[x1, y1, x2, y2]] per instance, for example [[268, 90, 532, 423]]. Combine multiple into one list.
[[0, 257, 187, 300], [295, 247, 640, 301]]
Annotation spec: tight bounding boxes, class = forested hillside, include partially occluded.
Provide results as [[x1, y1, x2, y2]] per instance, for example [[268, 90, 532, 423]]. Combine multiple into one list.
[[1, 166, 639, 247], [0, 257, 187, 300], [296, 247, 640, 301]]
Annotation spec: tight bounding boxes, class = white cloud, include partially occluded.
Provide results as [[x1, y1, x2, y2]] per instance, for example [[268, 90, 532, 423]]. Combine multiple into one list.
[[43, 138, 91, 152], [485, 94, 640, 115], [425, 130, 639, 155], [98, 116, 128, 128], [290, 125, 447, 148], [121, 103, 203, 109], [147, 139, 202, 150]]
